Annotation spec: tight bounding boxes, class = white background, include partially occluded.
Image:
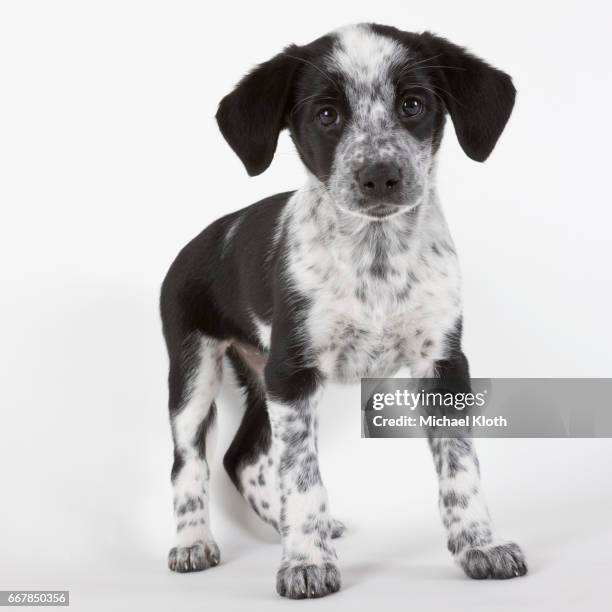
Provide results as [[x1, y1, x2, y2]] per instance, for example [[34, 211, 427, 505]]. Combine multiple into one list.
[[1, 1, 611, 610]]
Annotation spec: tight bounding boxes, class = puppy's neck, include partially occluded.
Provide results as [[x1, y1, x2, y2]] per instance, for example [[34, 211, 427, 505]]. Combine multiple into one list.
[[281, 176, 456, 298]]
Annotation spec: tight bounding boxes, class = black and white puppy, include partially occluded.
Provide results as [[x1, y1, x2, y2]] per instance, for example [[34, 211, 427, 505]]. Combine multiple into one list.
[[160, 23, 526, 599]]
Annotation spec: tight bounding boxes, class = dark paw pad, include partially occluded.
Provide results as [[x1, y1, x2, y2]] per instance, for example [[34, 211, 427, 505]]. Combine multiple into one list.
[[168, 540, 220, 573], [276, 562, 341, 599], [460, 542, 527, 579]]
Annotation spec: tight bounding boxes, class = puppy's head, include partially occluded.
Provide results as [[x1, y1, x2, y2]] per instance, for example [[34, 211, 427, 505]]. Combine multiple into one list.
[[216, 24, 515, 219]]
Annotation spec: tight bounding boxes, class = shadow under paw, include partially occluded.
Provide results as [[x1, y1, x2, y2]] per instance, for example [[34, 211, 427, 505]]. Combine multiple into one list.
[[460, 542, 527, 579], [168, 540, 220, 573]]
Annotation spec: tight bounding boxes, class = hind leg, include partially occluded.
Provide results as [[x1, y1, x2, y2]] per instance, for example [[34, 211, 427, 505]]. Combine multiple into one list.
[[167, 332, 225, 572], [223, 382, 281, 531], [223, 349, 345, 538]]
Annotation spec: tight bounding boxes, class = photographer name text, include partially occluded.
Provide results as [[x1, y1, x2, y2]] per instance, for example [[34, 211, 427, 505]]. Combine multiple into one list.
[[370, 414, 508, 428]]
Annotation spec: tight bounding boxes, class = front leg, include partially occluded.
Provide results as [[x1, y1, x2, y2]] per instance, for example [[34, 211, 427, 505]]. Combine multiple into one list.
[[265, 362, 341, 599], [424, 353, 528, 579]]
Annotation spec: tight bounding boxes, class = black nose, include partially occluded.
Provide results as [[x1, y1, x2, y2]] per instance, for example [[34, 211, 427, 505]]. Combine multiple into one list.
[[358, 162, 401, 201]]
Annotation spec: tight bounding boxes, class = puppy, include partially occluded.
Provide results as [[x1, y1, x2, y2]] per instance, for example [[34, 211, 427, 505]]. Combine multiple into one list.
[[160, 23, 526, 599]]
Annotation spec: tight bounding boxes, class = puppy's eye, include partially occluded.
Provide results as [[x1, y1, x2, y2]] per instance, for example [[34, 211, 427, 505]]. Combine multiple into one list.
[[401, 96, 424, 118], [318, 107, 339, 126]]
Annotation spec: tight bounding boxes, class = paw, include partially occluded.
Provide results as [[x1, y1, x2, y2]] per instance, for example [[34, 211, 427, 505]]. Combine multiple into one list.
[[276, 562, 341, 599], [331, 519, 346, 539], [459, 542, 527, 579], [168, 539, 220, 573]]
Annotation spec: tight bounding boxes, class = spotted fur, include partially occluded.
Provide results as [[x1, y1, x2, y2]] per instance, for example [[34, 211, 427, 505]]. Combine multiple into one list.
[[167, 335, 222, 571], [160, 23, 522, 598]]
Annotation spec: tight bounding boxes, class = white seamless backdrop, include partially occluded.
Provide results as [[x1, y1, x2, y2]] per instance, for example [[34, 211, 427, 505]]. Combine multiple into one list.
[[1, 1, 611, 611]]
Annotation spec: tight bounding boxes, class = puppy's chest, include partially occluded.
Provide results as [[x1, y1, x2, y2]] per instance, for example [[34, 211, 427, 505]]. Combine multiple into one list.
[[304, 254, 461, 382]]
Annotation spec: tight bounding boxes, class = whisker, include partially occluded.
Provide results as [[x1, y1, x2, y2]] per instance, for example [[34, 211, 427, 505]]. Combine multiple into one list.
[[400, 80, 463, 107], [408, 65, 468, 72], [290, 93, 338, 116], [283, 53, 342, 93], [426, 83, 464, 107], [398, 54, 443, 76], [405, 84, 446, 105], [295, 92, 335, 105]]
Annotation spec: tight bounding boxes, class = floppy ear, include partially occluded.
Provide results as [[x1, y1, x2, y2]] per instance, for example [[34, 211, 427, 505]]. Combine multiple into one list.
[[215, 50, 298, 176], [419, 32, 516, 162]]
